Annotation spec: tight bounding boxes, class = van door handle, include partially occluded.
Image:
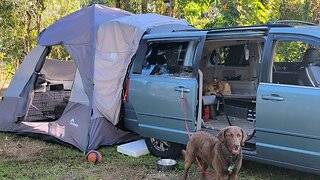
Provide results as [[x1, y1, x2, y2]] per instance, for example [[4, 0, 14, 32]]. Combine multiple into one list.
[[261, 94, 284, 101], [175, 86, 191, 93]]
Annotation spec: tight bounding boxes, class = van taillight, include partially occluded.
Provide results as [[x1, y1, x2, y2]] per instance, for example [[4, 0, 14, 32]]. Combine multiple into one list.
[[124, 78, 130, 102]]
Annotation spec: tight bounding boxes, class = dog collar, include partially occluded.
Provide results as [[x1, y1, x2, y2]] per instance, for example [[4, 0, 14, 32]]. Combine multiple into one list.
[[219, 143, 241, 176]]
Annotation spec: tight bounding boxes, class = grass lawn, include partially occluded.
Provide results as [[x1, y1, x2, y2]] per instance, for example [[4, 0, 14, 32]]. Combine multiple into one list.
[[0, 133, 319, 180]]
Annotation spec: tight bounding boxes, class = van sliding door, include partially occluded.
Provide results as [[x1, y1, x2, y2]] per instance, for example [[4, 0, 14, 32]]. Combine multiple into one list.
[[128, 32, 206, 144]]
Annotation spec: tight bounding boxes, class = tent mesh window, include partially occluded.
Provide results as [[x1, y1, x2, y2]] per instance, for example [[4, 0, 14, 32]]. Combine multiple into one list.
[[25, 91, 71, 122]]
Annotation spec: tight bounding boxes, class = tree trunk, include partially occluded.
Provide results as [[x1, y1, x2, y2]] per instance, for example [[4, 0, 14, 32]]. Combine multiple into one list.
[[170, 0, 175, 17], [36, 0, 45, 34], [141, 0, 147, 13], [24, 11, 32, 55], [115, 0, 121, 8], [164, 0, 173, 17], [124, 0, 130, 11], [280, 0, 288, 20]]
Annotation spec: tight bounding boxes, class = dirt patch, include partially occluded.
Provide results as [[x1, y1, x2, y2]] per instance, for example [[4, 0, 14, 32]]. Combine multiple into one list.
[[0, 134, 48, 162]]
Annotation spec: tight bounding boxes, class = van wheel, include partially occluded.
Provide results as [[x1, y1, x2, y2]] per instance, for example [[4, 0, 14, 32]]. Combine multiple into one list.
[[145, 137, 183, 158]]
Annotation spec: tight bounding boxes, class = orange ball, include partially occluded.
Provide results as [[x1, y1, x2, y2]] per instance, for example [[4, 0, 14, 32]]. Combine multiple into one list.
[[86, 150, 102, 163]]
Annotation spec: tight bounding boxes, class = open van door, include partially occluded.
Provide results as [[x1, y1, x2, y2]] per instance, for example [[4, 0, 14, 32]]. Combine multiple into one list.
[[127, 31, 206, 157], [256, 33, 320, 174]]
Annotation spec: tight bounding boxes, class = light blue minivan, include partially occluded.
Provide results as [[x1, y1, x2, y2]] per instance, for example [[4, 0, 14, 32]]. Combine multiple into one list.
[[122, 21, 320, 175]]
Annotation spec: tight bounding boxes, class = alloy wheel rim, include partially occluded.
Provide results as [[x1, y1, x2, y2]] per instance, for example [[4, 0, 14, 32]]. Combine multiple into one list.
[[150, 138, 170, 151]]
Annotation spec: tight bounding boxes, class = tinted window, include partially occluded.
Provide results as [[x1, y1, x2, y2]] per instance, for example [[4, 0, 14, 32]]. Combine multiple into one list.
[[272, 40, 320, 87], [141, 41, 193, 77], [209, 45, 249, 66]]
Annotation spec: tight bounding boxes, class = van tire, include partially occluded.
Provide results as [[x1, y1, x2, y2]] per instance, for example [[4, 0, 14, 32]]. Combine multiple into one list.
[[145, 137, 184, 158]]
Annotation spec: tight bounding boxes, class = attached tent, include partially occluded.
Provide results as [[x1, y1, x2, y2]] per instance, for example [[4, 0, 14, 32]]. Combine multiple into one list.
[[0, 4, 191, 151]]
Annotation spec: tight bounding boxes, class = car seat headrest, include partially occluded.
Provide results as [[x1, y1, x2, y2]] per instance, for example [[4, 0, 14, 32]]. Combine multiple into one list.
[[302, 48, 320, 66]]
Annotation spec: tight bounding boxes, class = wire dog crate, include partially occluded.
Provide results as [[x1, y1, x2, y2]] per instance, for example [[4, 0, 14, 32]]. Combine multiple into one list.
[[25, 91, 71, 122]]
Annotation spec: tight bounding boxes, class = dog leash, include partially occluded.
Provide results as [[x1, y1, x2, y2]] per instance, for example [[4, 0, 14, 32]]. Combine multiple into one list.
[[181, 95, 215, 179]]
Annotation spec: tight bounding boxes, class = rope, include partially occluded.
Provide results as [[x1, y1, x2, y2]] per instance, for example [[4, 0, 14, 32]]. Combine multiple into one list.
[[181, 96, 191, 139], [30, 103, 41, 111], [181, 96, 215, 179], [216, 93, 232, 126]]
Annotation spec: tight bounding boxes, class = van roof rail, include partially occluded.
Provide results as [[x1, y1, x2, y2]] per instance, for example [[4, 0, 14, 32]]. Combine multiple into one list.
[[175, 25, 270, 33], [266, 20, 317, 26], [175, 21, 313, 33], [175, 23, 292, 33]]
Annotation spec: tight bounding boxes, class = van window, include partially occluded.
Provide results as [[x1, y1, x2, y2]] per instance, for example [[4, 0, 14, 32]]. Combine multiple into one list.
[[141, 41, 193, 77], [272, 40, 320, 87], [209, 45, 249, 67]]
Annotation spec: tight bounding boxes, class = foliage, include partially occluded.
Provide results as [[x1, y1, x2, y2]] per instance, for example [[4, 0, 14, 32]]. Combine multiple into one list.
[[84, 0, 115, 8], [270, 0, 320, 24], [178, 0, 270, 29], [181, 1, 211, 28], [1, 0, 320, 77], [0, 0, 80, 75], [47, 45, 72, 61], [274, 41, 308, 62]]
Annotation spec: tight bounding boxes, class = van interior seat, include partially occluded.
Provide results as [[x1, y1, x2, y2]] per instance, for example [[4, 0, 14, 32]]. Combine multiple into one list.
[[228, 80, 257, 96], [298, 48, 320, 87], [201, 65, 257, 97]]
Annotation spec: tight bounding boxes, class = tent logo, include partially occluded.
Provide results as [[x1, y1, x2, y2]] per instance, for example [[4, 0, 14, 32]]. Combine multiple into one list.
[[69, 118, 79, 127]]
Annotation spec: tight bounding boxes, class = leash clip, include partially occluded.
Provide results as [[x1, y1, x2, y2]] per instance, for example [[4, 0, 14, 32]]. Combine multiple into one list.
[[227, 164, 234, 176], [181, 87, 184, 99]]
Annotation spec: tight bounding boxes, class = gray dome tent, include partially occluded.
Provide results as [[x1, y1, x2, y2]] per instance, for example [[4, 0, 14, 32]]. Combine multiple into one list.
[[0, 4, 191, 151]]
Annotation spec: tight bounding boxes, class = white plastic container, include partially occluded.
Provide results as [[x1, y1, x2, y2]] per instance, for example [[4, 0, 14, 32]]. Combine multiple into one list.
[[117, 139, 150, 157]]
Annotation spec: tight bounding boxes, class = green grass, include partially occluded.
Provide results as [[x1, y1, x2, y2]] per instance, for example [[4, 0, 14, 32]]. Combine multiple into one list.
[[0, 133, 319, 180]]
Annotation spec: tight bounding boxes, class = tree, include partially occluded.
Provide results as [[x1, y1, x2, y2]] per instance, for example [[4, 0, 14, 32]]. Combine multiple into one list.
[[116, 0, 121, 8], [270, 0, 320, 23], [177, 0, 269, 29], [0, 0, 80, 74], [141, 0, 148, 13], [2, 0, 320, 78]]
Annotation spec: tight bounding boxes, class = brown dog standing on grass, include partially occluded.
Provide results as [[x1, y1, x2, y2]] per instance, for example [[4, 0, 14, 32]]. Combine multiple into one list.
[[182, 126, 247, 180]]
